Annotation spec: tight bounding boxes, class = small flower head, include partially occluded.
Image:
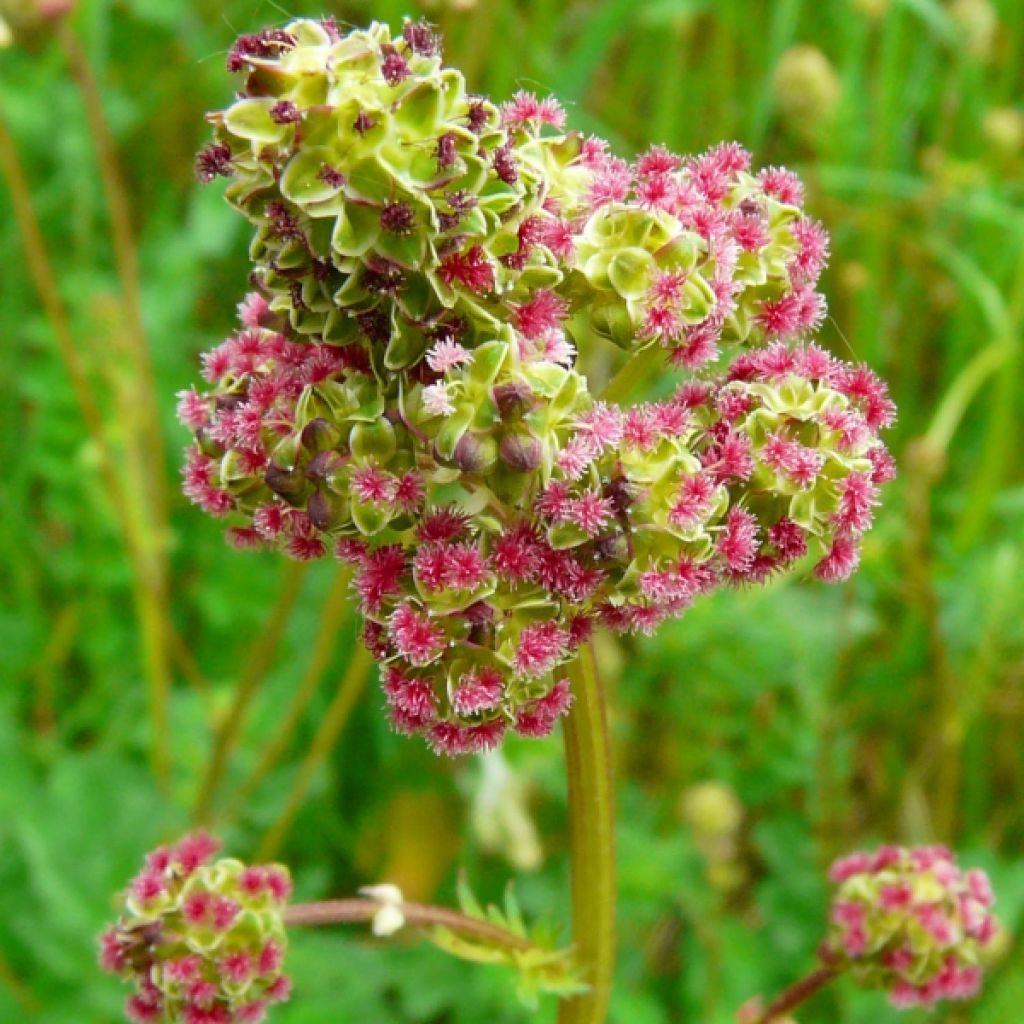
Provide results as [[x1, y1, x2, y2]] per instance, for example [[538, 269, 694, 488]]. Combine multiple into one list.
[[100, 835, 292, 1023], [822, 846, 999, 1009]]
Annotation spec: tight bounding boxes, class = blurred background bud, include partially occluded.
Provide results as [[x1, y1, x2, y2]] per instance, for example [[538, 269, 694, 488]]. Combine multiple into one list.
[[850, 0, 890, 20], [680, 781, 748, 892], [949, 0, 998, 60], [0, 0, 74, 44], [470, 750, 544, 872], [983, 107, 1024, 157], [773, 45, 841, 141], [681, 780, 743, 840]]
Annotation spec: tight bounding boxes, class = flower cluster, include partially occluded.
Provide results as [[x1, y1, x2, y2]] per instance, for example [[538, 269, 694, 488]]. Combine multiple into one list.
[[99, 834, 292, 1023], [822, 845, 998, 1009], [183, 17, 895, 753]]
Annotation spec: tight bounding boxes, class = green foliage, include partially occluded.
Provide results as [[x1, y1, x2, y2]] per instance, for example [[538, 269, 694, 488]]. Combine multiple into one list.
[[426, 874, 584, 1009], [2, 0, 1023, 1022]]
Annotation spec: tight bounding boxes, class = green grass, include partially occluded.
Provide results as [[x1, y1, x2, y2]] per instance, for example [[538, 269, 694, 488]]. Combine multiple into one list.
[[1, 0, 1023, 1021]]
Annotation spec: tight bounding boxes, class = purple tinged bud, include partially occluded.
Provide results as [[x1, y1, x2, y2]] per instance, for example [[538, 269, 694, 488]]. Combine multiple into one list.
[[452, 433, 498, 474], [380, 201, 416, 235], [492, 381, 535, 420], [466, 99, 490, 134], [437, 132, 458, 169], [499, 431, 542, 472], [269, 100, 302, 125], [265, 462, 307, 501], [308, 489, 344, 530], [493, 145, 518, 184], [403, 19, 440, 57], [305, 450, 346, 482], [319, 165, 346, 188], [353, 111, 377, 134], [195, 143, 233, 183], [380, 45, 410, 85], [300, 418, 341, 453]]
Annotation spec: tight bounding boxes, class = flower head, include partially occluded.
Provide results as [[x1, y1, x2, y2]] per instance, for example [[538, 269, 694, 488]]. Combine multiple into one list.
[[183, 17, 895, 756], [822, 845, 999, 1009], [100, 835, 292, 1023]]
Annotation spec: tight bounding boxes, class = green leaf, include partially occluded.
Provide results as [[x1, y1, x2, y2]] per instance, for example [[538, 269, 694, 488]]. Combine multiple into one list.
[[223, 98, 288, 145]]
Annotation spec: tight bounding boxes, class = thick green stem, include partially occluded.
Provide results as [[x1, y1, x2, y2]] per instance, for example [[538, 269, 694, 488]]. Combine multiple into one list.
[[558, 644, 616, 1024]]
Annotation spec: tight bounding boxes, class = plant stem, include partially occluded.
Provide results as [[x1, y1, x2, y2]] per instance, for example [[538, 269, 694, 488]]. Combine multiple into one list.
[[226, 567, 352, 818], [257, 642, 373, 860], [755, 967, 837, 1023], [0, 103, 174, 787], [58, 24, 175, 788], [283, 897, 533, 951], [558, 644, 616, 1024], [192, 562, 309, 824]]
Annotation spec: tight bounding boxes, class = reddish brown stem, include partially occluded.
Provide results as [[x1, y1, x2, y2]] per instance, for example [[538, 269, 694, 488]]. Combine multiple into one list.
[[755, 967, 838, 1022], [283, 899, 533, 952]]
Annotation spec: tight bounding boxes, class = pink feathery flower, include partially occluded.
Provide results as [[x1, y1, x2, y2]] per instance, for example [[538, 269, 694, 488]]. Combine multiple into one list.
[[421, 382, 455, 416], [513, 621, 568, 678], [586, 155, 632, 208], [351, 465, 397, 504], [758, 166, 805, 205], [451, 667, 504, 715], [237, 292, 270, 328], [490, 525, 542, 583], [567, 491, 614, 537], [513, 289, 568, 340], [388, 603, 446, 665], [425, 338, 473, 373], [439, 245, 494, 294], [635, 144, 681, 177], [669, 473, 717, 529], [500, 90, 566, 129], [790, 217, 830, 282], [176, 389, 209, 430], [354, 546, 407, 613], [717, 507, 759, 571], [815, 534, 861, 582]]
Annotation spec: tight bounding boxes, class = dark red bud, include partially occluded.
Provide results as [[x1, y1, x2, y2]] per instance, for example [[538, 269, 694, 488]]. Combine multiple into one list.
[[265, 462, 307, 501], [300, 418, 341, 453]]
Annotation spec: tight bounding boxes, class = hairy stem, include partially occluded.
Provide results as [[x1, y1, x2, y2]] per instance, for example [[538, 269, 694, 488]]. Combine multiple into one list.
[[754, 967, 838, 1023], [257, 643, 373, 860], [558, 644, 616, 1024], [283, 898, 533, 951]]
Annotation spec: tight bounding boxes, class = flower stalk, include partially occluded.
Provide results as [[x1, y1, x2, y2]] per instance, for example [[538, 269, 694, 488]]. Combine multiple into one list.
[[558, 644, 616, 1024], [283, 898, 534, 952], [754, 967, 838, 1022]]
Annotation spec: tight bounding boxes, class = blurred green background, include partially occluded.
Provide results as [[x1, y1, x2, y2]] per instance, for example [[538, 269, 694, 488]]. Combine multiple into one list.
[[2, 0, 1023, 1020]]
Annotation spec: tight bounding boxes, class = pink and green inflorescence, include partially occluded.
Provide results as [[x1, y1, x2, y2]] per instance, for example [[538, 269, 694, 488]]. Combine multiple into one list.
[[823, 845, 999, 1009], [181, 18, 896, 755], [99, 834, 292, 1024]]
